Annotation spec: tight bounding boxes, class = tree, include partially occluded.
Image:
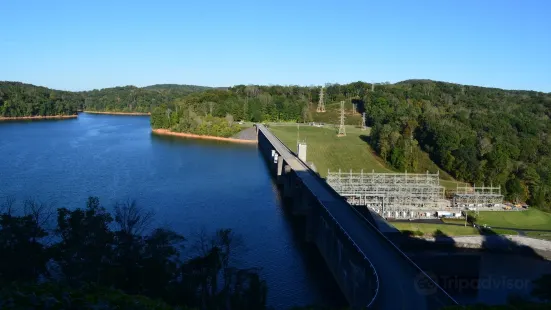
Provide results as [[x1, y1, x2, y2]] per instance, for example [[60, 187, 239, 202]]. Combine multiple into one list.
[[225, 113, 234, 126], [52, 197, 115, 285], [0, 195, 267, 309], [113, 200, 155, 235]]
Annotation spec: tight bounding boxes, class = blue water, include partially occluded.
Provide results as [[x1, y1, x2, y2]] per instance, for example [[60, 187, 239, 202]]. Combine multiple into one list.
[[0, 113, 344, 309]]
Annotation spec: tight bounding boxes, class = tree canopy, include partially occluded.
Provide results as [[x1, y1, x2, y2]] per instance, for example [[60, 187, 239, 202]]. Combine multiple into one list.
[[0, 196, 267, 310], [3, 79, 551, 208], [0, 82, 80, 117]]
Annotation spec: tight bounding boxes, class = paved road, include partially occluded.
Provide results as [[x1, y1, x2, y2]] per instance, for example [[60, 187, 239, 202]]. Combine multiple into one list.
[[259, 125, 458, 310]]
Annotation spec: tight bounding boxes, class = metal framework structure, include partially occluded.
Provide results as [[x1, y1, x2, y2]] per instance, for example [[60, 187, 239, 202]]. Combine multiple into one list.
[[452, 185, 503, 208], [327, 170, 448, 218], [317, 86, 326, 112], [337, 101, 346, 137]]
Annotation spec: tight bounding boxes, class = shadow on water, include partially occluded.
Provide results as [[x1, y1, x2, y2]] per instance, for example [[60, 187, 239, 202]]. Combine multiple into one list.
[[277, 195, 348, 309], [259, 170, 347, 307]]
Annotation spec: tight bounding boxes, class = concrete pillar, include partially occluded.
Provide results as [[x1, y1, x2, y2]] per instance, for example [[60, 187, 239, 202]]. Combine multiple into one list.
[[297, 142, 307, 162], [277, 155, 283, 177]]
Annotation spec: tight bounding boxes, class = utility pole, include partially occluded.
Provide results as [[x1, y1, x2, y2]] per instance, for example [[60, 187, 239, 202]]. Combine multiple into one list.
[[361, 112, 367, 131], [337, 100, 346, 137], [316, 86, 326, 113]]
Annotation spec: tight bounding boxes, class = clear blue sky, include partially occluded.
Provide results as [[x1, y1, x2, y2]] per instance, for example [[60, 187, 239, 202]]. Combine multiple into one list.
[[1, 0, 550, 92]]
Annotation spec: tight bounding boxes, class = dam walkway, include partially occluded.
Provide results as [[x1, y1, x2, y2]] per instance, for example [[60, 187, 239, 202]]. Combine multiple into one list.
[[257, 124, 458, 309]]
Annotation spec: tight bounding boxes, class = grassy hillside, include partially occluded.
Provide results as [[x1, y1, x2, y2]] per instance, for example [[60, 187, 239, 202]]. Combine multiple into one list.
[[309, 101, 363, 125], [473, 209, 551, 230], [268, 123, 464, 190], [270, 124, 389, 175]]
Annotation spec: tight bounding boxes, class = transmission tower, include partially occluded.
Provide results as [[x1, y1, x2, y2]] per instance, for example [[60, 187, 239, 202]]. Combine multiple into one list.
[[316, 86, 326, 112], [337, 100, 346, 137], [361, 112, 367, 130]]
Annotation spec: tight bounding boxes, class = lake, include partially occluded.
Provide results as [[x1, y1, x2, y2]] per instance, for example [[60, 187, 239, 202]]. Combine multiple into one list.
[[0, 112, 345, 309]]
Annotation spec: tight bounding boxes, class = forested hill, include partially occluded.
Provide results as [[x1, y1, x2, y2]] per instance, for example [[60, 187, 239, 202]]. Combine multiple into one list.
[[142, 84, 211, 92], [152, 81, 551, 209], [3, 79, 551, 209], [0, 82, 210, 116], [81, 84, 212, 112], [0, 81, 82, 117], [362, 80, 551, 209]]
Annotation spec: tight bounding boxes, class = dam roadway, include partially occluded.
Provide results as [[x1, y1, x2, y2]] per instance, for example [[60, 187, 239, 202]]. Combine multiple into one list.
[[256, 124, 458, 309]]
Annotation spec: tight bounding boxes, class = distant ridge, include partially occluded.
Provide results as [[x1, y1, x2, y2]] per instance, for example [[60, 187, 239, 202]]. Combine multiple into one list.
[[142, 84, 210, 92]]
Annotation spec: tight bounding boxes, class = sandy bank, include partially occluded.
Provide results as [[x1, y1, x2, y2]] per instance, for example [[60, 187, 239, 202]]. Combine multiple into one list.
[[83, 111, 151, 116], [0, 115, 77, 121], [152, 129, 257, 144]]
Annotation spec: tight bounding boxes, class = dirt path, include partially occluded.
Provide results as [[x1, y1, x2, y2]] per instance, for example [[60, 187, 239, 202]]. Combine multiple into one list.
[[152, 128, 257, 144], [232, 127, 257, 140], [83, 111, 150, 116]]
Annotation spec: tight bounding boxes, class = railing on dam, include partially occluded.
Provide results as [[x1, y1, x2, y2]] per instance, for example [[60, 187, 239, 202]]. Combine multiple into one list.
[[256, 124, 459, 309], [256, 124, 379, 307]]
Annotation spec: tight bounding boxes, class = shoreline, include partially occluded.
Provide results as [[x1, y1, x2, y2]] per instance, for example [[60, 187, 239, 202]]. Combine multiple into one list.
[[0, 115, 77, 121], [83, 111, 151, 116], [152, 128, 257, 144]]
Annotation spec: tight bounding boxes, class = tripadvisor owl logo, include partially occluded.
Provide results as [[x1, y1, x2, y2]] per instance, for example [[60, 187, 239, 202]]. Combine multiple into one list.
[[414, 271, 438, 295]]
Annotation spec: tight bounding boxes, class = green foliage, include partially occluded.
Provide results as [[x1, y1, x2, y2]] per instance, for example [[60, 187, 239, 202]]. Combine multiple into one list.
[[142, 84, 211, 92], [0, 82, 209, 116], [0, 82, 80, 117], [467, 212, 478, 225], [6, 78, 551, 208], [151, 104, 243, 138], [81, 85, 207, 113], [0, 282, 185, 310], [361, 80, 551, 209], [0, 196, 267, 310], [150, 85, 318, 135]]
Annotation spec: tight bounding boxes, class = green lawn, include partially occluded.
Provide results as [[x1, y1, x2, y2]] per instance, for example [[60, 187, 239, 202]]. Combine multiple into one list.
[[484, 228, 519, 235], [441, 218, 467, 224], [391, 222, 519, 237], [473, 209, 551, 231], [525, 231, 551, 241], [269, 124, 390, 178], [391, 222, 479, 236], [268, 124, 465, 190]]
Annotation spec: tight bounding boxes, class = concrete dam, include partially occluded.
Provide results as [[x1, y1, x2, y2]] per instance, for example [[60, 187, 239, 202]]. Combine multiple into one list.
[[255, 124, 458, 309]]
